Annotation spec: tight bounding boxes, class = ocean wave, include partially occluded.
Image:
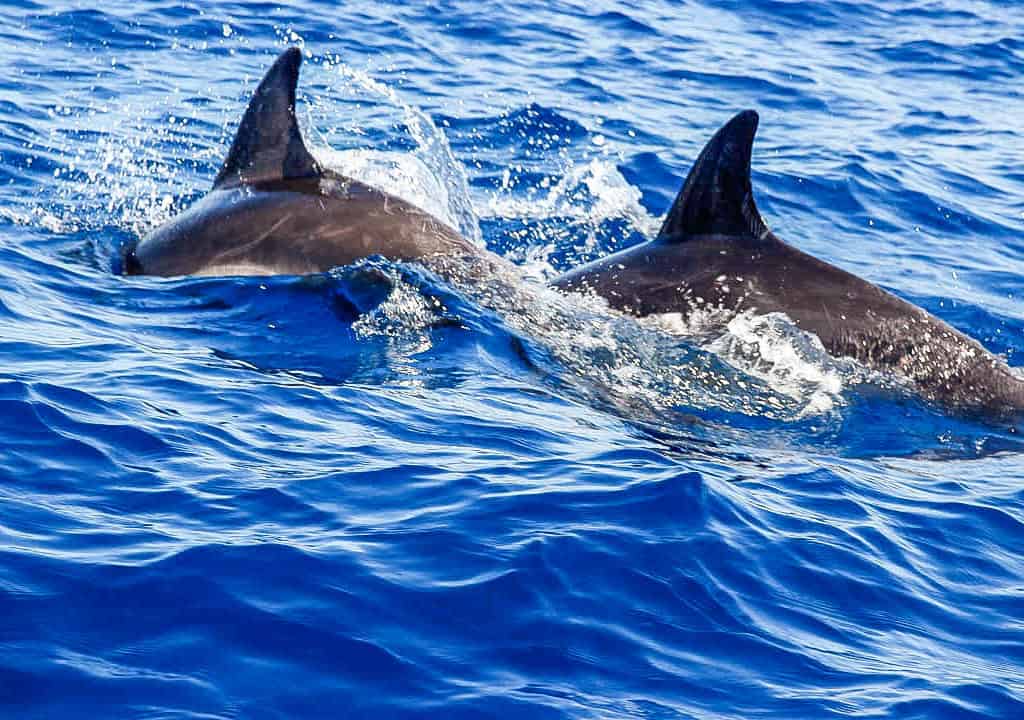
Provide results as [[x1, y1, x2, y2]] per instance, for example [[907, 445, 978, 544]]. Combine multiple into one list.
[[2, 1, 1024, 717]]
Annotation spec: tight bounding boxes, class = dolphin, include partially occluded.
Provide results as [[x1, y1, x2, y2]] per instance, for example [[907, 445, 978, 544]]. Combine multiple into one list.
[[123, 47, 481, 277], [124, 48, 1024, 419], [554, 110, 1024, 419]]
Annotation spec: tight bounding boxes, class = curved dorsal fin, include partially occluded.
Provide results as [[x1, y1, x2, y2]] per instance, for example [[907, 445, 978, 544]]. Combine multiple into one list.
[[656, 109, 768, 242], [213, 47, 321, 190]]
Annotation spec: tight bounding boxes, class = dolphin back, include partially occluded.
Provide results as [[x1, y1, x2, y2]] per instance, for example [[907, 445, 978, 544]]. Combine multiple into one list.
[[213, 47, 322, 190]]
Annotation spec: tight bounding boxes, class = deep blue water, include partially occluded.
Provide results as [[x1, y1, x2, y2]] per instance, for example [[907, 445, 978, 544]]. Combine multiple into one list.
[[3, 1, 1024, 717]]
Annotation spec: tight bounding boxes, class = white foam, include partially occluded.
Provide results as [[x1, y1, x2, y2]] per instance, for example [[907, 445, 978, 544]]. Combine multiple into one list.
[[350, 271, 438, 373], [646, 305, 735, 340], [704, 311, 847, 416]]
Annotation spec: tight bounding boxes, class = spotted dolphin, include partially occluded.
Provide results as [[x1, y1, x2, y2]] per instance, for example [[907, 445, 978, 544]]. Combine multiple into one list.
[[123, 47, 481, 277], [554, 110, 1024, 418]]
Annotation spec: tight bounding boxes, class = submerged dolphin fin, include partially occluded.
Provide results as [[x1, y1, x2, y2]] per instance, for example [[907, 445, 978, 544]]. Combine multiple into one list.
[[213, 47, 321, 190], [656, 109, 768, 242]]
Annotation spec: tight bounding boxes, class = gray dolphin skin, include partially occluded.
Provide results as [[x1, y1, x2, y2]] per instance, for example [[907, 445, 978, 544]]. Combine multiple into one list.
[[123, 48, 480, 278], [125, 48, 1024, 419], [555, 111, 1024, 419]]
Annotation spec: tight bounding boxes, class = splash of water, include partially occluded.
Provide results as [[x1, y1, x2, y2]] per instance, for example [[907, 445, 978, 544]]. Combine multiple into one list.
[[483, 157, 658, 234], [314, 148, 465, 237], [307, 53, 482, 244]]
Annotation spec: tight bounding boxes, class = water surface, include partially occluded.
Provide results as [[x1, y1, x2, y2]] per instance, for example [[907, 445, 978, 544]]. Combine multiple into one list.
[[2, 1, 1024, 718]]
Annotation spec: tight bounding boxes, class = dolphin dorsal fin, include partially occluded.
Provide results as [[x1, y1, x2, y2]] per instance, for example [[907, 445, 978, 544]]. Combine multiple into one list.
[[213, 47, 321, 190], [656, 110, 768, 243]]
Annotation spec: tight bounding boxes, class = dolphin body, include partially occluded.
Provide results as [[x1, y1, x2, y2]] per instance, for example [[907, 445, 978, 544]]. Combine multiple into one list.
[[125, 48, 1024, 419], [555, 111, 1024, 419]]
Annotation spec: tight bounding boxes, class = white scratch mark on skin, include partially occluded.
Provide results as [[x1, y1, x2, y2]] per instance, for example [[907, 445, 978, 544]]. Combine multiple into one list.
[[207, 212, 294, 267]]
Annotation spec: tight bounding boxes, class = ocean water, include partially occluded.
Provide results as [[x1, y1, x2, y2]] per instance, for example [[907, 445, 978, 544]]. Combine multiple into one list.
[[3, 1, 1024, 717]]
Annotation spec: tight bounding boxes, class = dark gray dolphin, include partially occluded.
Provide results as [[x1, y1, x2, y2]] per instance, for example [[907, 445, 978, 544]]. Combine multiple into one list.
[[124, 49, 1023, 418], [554, 110, 1024, 418], [123, 47, 480, 277]]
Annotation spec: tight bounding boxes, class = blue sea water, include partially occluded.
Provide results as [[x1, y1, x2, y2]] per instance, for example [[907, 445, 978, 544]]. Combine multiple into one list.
[[3, 0, 1024, 717]]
